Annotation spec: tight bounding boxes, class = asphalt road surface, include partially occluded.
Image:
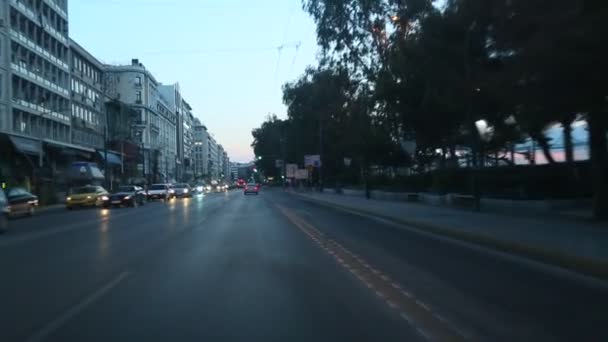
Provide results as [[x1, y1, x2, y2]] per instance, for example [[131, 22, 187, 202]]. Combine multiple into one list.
[[1, 188, 606, 342]]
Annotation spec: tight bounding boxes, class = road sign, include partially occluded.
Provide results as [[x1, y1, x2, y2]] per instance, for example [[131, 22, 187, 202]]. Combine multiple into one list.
[[295, 169, 308, 180], [286, 164, 298, 178], [304, 154, 321, 167]]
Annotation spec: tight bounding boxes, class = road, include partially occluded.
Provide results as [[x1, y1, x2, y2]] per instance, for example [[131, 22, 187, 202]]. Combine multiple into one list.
[[0, 188, 606, 341]]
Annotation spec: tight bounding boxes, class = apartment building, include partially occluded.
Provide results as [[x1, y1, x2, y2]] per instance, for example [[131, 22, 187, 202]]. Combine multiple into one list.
[[69, 38, 103, 149], [0, 0, 93, 197], [104, 59, 176, 182], [192, 118, 208, 180]]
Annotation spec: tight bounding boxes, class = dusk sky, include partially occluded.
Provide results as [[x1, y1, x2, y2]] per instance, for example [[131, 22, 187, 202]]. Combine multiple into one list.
[[68, 0, 319, 162]]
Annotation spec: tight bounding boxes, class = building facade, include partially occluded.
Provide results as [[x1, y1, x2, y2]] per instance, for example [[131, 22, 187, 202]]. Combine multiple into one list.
[[222, 150, 230, 182], [207, 134, 218, 180], [0, 0, 94, 202], [192, 118, 208, 180], [104, 59, 177, 183], [69, 39, 103, 149], [2, 0, 71, 141]]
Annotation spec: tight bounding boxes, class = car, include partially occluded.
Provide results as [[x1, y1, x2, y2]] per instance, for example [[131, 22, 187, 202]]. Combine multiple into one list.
[[66, 185, 109, 209], [147, 184, 171, 201], [194, 184, 206, 195], [244, 183, 259, 195], [5, 187, 39, 217], [212, 183, 227, 193], [0, 188, 9, 233], [171, 183, 192, 198], [107, 185, 146, 208]]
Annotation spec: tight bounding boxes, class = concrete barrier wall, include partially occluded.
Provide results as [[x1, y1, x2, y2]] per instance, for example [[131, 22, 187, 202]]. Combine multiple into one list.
[[419, 193, 448, 206], [342, 189, 365, 197]]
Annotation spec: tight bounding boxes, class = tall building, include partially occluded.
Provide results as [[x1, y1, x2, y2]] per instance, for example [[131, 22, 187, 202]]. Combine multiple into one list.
[[158, 83, 193, 182], [2, 0, 71, 140], [69, 39, 104, 149], [104, 59, 176, 183], [192, 118, 208, 180], [222, 150, 230, 182], [0, 0, 95, 200], [182, 103, 194, 181], [208, 134, 218, 179]]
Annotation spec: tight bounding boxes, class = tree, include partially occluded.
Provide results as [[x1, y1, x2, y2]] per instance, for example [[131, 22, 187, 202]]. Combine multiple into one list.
[[251, 115, 288, 178]]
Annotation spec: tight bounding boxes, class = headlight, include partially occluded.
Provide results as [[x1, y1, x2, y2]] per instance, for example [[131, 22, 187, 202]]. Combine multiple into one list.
[[66, 197, 72, 201], [184, 189, 189, 193], [87, 196, 92, 199], [206, 186, 211, 191], [196, 186, 203, 192], [124, 196, 131, 200], [101, 196, 109, 201], [169, 189, 175, 194]]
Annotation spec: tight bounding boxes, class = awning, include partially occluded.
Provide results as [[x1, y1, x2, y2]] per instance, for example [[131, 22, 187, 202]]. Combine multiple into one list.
[[9, 135, 41, 155], [44, 139, 95, 159], [97, 151, 122, 166], [44, 139, 96, 153]]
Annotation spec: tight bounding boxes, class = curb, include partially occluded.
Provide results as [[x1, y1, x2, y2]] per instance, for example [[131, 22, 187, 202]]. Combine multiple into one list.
[[291, 192, 608, 281]]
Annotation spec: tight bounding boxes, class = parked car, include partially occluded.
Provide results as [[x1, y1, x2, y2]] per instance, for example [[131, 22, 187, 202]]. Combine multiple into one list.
[[0, 188, 9, 233], [147, 184, 171, 201], [5, 187, 39, 217], [107, 185, 146, 208], [66, 185, 109, 209], [171, 183, 192, 198], [244, 183, 259, 195]]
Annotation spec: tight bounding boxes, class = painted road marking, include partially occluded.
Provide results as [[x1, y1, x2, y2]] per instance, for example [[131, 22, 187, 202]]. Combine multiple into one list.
[[274, 204, 467, 342], [25, 271, 130, 342]]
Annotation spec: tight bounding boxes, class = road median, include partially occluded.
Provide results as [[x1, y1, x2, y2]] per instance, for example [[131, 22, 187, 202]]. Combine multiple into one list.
[[291, 191, 608, 282]]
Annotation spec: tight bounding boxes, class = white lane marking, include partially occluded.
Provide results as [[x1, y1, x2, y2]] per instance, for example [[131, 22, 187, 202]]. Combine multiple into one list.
[[317, 198, 608, 291], [375, 290, 386, 298], [434, 314, 470, 339], [386, 300, 399, 309], [391, 282, 401, 289], [415, 300, 432, 312], [401, 290, 413, 298], [400, 312, 413, 324], [25, 271, 130, 342], [416, 328, 432, 341], [380, 274, 390, 281]]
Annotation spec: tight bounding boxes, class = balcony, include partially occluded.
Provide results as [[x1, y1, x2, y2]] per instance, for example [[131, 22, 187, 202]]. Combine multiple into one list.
[[11, 97, 70, 123], [11, 63, 69, 97], [10, 29, 69, 71], [10, 0, 68, 45], [42, 0, 68, 19]]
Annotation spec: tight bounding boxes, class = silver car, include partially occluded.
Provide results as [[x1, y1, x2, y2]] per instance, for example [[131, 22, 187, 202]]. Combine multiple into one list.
[[171, 183, 192, 198]]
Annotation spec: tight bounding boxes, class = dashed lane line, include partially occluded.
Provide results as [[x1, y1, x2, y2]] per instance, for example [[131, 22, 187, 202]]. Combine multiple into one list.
[[275, 204, 469, 342]]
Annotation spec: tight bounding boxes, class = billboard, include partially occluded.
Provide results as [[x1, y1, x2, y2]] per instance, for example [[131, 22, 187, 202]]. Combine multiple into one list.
[[304, 154, 321, 167], [295, 169, 309, 180], [286, 164, 298, 178]]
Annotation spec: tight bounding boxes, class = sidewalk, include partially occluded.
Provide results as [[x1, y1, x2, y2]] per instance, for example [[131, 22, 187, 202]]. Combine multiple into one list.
[[291, 190, 608, 280]]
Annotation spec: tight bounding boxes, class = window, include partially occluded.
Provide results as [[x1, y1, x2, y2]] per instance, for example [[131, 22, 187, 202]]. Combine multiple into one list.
[[135, 76, 141, 86], [135, 91, 142, 103]]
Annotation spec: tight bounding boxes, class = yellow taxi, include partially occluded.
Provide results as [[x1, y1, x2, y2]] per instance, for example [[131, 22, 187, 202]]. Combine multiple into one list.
[[66, 185, 110, 209]]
